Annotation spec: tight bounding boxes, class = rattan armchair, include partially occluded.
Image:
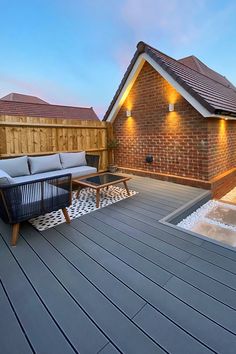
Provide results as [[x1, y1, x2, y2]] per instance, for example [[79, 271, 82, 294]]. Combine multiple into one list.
[[0, 173, 72, 246], [85, 154, 100, 170]]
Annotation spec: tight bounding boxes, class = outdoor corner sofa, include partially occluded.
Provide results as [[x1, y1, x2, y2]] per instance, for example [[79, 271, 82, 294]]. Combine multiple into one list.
[[0, 152, 99, 245]]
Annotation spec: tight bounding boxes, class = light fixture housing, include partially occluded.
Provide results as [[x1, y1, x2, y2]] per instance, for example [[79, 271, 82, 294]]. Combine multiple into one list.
[[169, 103, 174, 112], [126, 110, 132, 117]]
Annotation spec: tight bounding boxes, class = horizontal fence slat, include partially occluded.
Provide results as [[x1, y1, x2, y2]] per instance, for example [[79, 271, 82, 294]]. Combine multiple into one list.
[[0, 122, 107, 129]]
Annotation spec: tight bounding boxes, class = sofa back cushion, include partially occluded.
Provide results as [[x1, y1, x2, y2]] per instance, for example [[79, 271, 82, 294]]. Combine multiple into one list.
[[28, 154, 62, 175], [0, 156, 30, 177], [60, 151, 87, 169], [0, 169, 15, 186]]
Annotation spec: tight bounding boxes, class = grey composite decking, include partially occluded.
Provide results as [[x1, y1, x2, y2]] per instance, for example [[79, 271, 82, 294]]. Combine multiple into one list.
[[0, 175, 236, 354]]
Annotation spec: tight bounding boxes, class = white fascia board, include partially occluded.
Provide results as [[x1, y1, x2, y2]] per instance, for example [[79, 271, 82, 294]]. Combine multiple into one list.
[[106, 55, 146, 122], [210, 114, 236, 120]]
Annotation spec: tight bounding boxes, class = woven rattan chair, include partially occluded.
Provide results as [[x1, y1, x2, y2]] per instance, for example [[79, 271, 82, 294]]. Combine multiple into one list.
[[0, 173, 72, 246], [85, 154, 99, 170]]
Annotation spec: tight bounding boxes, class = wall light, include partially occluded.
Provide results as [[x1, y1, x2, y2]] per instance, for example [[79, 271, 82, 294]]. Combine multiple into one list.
[[126, 110, 132, 117], [169, 103, 175, 112]]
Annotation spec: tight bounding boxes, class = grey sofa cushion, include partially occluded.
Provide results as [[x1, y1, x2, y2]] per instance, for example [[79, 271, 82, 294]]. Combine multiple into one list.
[[0, 156, 30, 177], [60, 151, 87, 169], [0, 169, 15, 186], [28, 154, 62, 175], [13, 166, 97, 183], [65, 166, 96, 178]]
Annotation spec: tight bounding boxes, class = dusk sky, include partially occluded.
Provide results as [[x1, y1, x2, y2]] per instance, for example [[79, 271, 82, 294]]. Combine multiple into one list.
[[0, 0, 236, 118]]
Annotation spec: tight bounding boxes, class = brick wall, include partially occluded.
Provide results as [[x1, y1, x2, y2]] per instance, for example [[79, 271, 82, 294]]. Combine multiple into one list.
[[113, 61, 236, 182], [114, 61, 209, 180], [207, 118, 236, 179]]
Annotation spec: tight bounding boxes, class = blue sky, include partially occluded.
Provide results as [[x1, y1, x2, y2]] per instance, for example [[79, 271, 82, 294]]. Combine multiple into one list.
[[0, 0, 236, 118]]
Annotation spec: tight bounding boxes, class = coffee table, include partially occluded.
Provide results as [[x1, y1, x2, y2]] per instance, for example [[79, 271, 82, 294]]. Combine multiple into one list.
[[74, 173, 131, 208]]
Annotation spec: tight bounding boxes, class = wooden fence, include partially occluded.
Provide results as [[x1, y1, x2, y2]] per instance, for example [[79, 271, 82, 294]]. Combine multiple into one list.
[[0, 115, 112, 171]]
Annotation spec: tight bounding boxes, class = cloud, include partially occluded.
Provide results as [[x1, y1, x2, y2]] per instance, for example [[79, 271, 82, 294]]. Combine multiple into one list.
[[112, 42, 135, 73], [0, 75, 43, 95], [0, 73, 91, 108], [120, 0, 207, 45]]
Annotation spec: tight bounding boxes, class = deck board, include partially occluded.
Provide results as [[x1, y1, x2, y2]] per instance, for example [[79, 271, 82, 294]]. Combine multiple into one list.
[[0, 174, 236, 353], [78, 215, 236, 308], [0, 280, 33, 354]]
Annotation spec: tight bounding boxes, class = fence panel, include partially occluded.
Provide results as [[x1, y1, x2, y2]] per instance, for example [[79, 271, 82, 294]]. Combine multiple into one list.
[[0, 115, 112, 171]]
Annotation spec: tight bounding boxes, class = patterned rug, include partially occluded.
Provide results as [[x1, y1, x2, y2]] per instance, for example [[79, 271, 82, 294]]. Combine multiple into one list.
[[29, 186, 137, 231]]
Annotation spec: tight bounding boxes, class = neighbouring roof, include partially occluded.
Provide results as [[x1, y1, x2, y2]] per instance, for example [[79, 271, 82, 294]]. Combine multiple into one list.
[[1, 92, 49, 104], [0, 93, 99, 120], [103, 41, 236, 121], [178, 55, 236, 90]]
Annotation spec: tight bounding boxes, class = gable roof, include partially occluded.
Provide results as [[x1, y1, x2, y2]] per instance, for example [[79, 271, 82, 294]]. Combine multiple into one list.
[[103, 41, 236, 121], [1, 92, 48, 104], [0, 100, 99, 120], [178, 56, 236, 90]]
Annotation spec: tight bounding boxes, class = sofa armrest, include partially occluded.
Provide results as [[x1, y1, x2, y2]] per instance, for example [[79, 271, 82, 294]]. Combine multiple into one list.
[[85, 154, 100, 170], [0, 173, 72, 224]]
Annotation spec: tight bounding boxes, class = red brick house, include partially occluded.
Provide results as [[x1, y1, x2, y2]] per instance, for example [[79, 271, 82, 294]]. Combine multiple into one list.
[[103, 42, 236, 195], [0, 93, 99, 120]]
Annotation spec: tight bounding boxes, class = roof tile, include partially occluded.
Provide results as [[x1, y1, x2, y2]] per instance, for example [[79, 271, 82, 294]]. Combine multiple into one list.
[[0, 100, 99, 120]]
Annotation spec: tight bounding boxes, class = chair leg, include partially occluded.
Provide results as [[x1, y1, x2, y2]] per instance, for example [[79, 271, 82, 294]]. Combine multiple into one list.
[[11, 223, 20, 246], [62, 208, 70, 224]]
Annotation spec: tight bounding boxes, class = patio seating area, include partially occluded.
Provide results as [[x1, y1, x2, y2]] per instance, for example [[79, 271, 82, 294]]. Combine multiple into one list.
[[1, 175, 236, 354]]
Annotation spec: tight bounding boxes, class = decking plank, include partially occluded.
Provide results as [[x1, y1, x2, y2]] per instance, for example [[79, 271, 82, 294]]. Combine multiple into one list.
[[0, 234, 76, 354], [98, 202, 203, 246], [80, 212, 190, 263], [186, 255, 236, 290], [19, 224, 164, 354], [129, 180, 201, 202], [0, 280, 33, 354], [98, 204, 236, 273], [118, 200, 167, 219], [71, 219, 172, 287], [79, 214, 236, 309], [128, 175, 202, 195], [40, 225, 146, 318], [164, 276, 236, 334], [55, 220, 236, 354], [133, 304, 213, 354], [201, 240, 236, 262], [74, 217, 236, 311], [98, 343, 121, 354], [130, 194, 175, 212], [1, 174, 235, 354]]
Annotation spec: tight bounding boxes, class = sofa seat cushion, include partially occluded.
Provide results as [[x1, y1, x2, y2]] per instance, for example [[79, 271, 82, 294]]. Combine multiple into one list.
[[65, 166, 97, 179], [60, 151, 87, 169], [0, 169, 15, 186], [28, 154, 62, 175], [13, 166, 97, 183], [0, 156, 30, 177]]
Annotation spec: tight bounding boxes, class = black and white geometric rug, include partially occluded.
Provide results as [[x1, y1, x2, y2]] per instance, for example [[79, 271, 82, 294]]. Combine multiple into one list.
[[29, 186, 138, 231]]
